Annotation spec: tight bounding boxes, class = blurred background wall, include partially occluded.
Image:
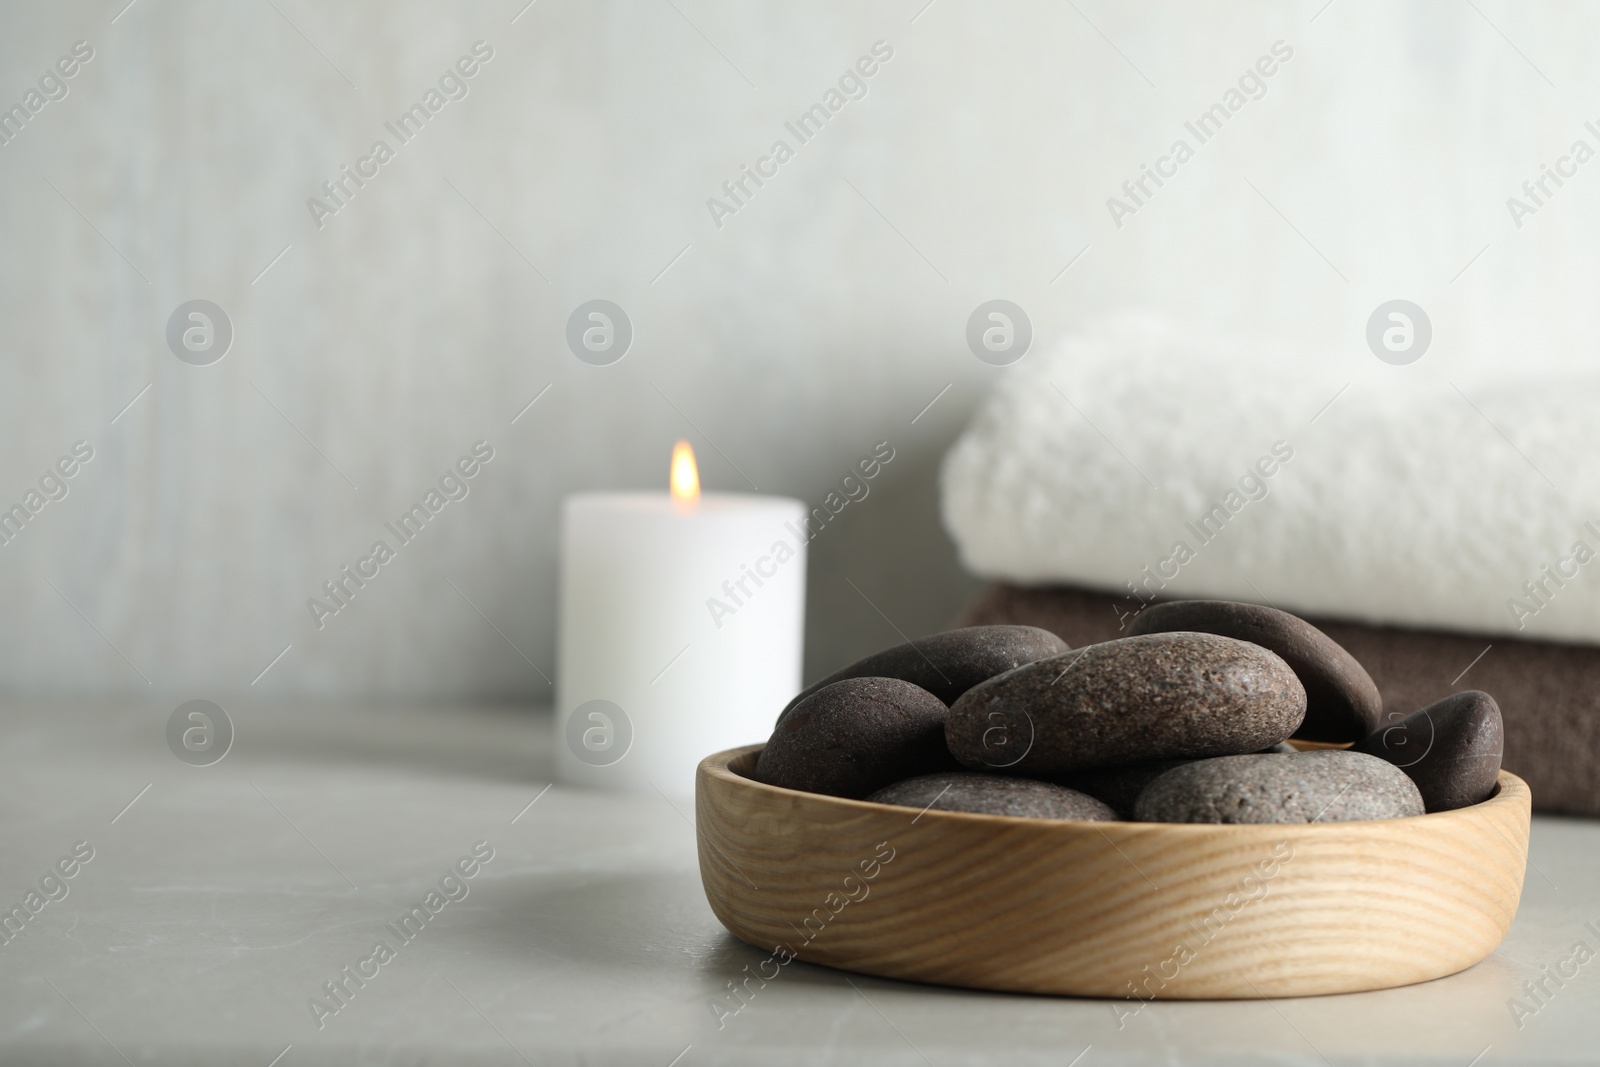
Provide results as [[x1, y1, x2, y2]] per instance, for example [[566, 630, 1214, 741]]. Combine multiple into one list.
[[0, 0, 1592, 698]]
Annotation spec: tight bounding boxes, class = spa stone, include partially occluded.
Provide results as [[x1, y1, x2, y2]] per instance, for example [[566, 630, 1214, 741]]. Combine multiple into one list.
[[1354, 690, 1504, 812], [1127, 599, 1383, 742], [945, 633, 1305, 774], [868, 773, 1116, 820], [1133, 750, 1425, 824], [1058, 759, 1192, 818], [756, 677, 955, 799], [777, 625, 1069, 723]]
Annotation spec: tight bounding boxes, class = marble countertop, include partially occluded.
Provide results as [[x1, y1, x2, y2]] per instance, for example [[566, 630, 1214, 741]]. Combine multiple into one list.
[[1, 698, 1595, 1066]]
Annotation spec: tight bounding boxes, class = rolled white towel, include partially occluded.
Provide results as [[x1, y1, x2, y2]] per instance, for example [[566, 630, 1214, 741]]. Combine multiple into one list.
[[941, 312, 1600, 645]]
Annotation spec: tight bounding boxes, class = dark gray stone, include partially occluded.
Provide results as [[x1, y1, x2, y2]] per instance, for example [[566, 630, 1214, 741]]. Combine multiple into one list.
[[755, 677, 956, 799], [777, 625, 1069, 722], [868, 773, 1117, 820], [1128, 600, 1383, 742], [946, 633, 1305, 774], [1133, 750, 1425, 823], [1354, 690, 1504, 812], [1057, 759, 1192, 818]]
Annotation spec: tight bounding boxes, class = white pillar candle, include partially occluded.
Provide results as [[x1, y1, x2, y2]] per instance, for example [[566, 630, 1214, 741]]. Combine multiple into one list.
[[557, 443, 806, 794]]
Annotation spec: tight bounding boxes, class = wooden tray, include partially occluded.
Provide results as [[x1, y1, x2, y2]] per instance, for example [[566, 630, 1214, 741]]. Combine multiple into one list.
[[696, 744, 1530, 998]]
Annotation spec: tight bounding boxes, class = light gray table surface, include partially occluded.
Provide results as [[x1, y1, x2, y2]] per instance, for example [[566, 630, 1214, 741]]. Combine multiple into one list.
[[0, 698, 1595, 1066]]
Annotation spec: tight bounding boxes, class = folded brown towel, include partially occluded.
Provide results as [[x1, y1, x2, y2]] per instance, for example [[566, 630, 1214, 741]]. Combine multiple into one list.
[[958, 584, 1599, 817]]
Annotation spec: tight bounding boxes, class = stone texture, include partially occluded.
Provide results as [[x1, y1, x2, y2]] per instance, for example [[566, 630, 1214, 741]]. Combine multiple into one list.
[[946, 633, 1306, 774], [1132, 601, 1382, 742], [1133, 750, 1426, 823], [1354, 690, 1504, 812], [756, 677, 956, 799], [1128, 600, 1383, 742], [867, 773, 1117, 821], [778, 625, 1069, 722], [1057, 759, 1192, 818]]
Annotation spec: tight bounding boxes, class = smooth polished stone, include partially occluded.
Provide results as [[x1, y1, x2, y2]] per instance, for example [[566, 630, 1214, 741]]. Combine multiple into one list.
[[867, 772, 1116, 820], [946, 633, 1305, 774], [1128, 599, 1384, 742], [757, 677, 955, 799], [1355, 690, 1504, 812], [1134, 750, 1425, 824]]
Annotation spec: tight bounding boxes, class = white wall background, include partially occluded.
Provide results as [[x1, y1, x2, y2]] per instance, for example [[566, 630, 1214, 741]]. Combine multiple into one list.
[[0, 0, 1593, 698]]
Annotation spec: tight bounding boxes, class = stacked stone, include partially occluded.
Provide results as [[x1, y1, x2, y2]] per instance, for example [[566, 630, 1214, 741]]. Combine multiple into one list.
[[755, 607, 1504, 823]]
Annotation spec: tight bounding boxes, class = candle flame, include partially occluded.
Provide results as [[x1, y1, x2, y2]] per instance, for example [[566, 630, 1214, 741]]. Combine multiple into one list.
[[670, 440, 700, 508]]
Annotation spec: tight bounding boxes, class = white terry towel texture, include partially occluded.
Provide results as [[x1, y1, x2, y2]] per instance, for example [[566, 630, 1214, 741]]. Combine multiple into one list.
[[941, 313, 1600, 646]]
